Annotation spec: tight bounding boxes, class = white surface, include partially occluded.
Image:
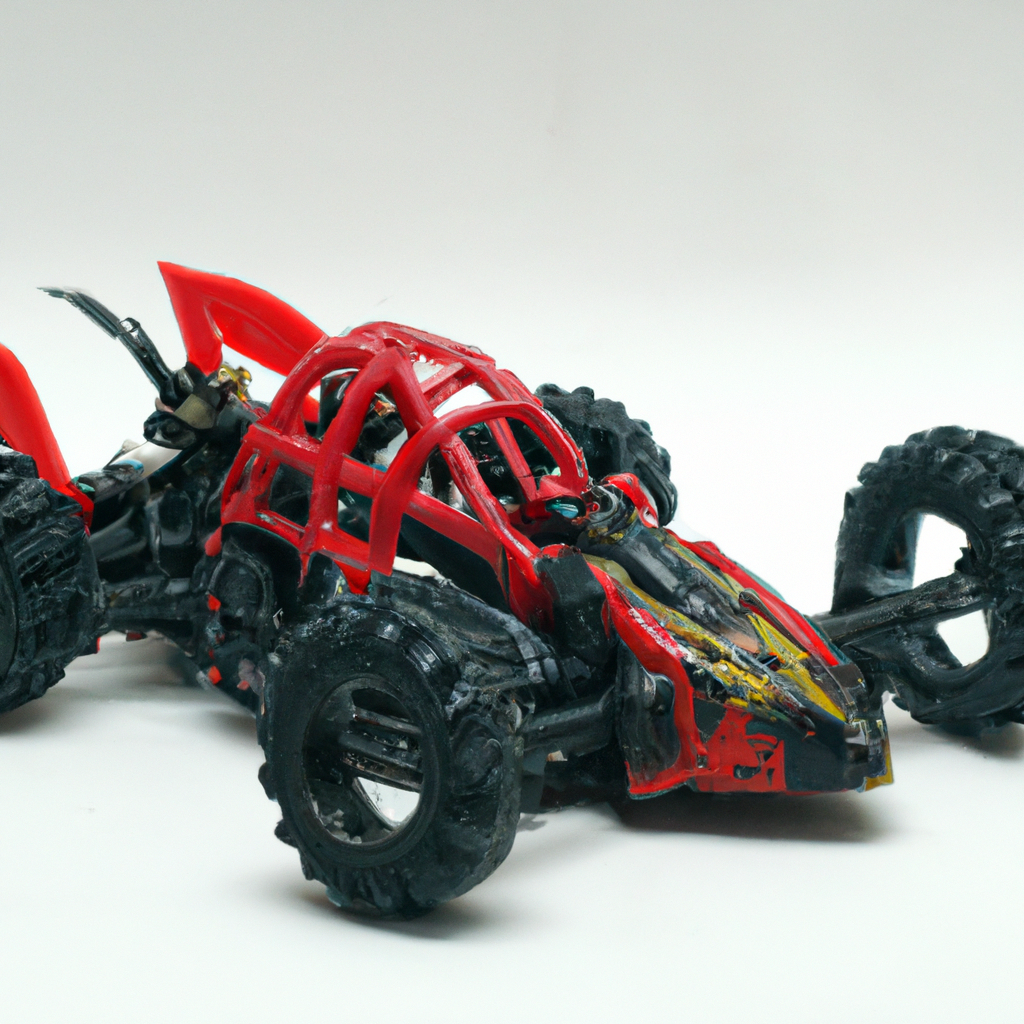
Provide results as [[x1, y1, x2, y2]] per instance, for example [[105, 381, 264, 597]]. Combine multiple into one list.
[[2, 636, 1023, 1023], [1, 3, 1023, 1021]]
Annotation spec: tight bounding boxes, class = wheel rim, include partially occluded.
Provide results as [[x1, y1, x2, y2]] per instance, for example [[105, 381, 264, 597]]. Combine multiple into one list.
[[886, 509, 996, 676], [302, 677, 427, 848]]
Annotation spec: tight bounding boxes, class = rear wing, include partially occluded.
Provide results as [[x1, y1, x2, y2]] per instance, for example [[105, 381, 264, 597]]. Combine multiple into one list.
[[159, 262, 327, 378]]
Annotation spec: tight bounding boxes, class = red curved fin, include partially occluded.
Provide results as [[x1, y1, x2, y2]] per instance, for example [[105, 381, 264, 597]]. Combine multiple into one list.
[[158, 263, 327, 378], [0, 343, 91, 516]]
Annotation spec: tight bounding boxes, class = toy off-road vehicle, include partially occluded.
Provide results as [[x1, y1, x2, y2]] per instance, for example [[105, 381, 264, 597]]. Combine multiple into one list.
[[1, 264, 1022, 917]]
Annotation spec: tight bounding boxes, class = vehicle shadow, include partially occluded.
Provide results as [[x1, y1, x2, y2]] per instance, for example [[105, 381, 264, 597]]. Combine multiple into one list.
[[929, 722, 1024, 759], [886, 706, 1024, 760], [603, 788, 884, 842], [291, 882, 508, 940], [0, 635, 253, 738], [0, 694, 58, 735]]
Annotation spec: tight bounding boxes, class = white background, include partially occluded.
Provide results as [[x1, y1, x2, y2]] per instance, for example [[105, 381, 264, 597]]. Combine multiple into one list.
[[1, 3, 1022, 1021]]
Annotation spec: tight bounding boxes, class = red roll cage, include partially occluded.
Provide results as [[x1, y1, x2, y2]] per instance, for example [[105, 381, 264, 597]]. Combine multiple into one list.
[[220, 321, 589, 624]]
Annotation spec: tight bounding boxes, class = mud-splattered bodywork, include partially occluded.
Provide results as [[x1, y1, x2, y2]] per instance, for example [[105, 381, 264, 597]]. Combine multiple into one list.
[[576, 495, 891, 797]]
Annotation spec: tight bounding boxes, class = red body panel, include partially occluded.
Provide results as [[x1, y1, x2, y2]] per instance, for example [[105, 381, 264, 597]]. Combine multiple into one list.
[[694, 706, 786, 793], [0, 343, 92, 518]]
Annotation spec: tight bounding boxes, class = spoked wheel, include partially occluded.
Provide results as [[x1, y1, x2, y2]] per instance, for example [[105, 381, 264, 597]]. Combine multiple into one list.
[[829, 427, 1024, 730], [303, 677, 433, 851], [262, 607, 522, 918]]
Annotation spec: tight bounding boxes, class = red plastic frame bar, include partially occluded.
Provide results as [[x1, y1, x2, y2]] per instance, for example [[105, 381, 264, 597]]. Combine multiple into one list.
[[0, 343, 92, 518]]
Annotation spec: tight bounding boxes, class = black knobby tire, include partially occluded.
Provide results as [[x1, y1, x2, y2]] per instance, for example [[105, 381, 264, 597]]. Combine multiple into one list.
[[0, 448, 102, 713], [262, 605, 522, 918], [832, 426, 1024, 727], [536, 384, 677, 525]]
